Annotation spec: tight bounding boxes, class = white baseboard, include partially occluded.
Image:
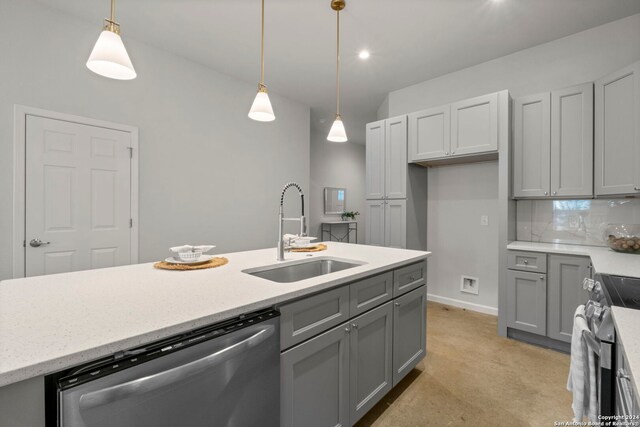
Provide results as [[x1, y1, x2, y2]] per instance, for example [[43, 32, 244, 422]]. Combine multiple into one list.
[[427, 293, 498, 316]]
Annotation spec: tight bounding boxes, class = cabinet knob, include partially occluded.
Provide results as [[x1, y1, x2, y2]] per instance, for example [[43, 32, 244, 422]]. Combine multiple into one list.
[[544, 191, 548, 196], [409, 275, 416, 281], [523, 260, 528, 264], [553, 191, 557, 196], [345, 327, 350, 333], [445, 152, 449, 156], [395, 302, 400, 307], [539, 275, 544, 280], [635, 186, 640, 191], [352, 323, 358, 329]]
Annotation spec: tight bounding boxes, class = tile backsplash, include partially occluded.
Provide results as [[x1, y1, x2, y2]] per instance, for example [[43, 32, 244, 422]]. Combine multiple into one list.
[[517, 199, 640, 246]]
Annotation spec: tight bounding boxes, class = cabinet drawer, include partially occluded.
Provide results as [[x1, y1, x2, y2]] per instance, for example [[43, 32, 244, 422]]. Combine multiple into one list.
[[350, 271, 393, 317], [508, 251, 547, 273], [279, 286, 350, 350], [393, 261, 426, 297]]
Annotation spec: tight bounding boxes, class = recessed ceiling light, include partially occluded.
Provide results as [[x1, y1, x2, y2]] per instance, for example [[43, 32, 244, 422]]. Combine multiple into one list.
[[358, 50, 370, 60]]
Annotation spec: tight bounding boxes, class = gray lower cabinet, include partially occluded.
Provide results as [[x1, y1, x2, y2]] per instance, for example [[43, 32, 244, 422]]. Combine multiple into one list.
[[349, 302, 393, 425], [392, 285, 426, 386], [547, 255, 590, 343], [506, 269, 547, 335], [281, 322, 350, 427]]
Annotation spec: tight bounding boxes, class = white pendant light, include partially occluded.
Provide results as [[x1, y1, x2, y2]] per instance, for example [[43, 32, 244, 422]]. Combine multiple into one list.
[[248, 0, 275, 122], [86, 0, 136, 80], [327, 0, 348, 142]]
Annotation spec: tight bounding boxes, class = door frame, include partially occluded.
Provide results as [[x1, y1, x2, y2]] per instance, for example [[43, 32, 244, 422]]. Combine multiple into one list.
[[12, 105, 139, 278]]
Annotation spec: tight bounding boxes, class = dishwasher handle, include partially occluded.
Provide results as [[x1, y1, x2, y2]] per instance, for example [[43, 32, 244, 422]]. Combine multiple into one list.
[[78, 325, 275, 410]]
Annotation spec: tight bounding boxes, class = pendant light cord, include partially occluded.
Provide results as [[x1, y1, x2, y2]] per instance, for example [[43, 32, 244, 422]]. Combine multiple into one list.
[[336, 9, 340, 116], [109, 0, 116, 23], [260, 0, 265, 87]]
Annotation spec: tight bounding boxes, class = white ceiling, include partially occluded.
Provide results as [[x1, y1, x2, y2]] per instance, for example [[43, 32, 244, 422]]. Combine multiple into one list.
[[38, 0, 640, 143]]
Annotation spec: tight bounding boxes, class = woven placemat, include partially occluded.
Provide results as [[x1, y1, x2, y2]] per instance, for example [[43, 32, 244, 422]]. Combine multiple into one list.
[[154, 257, 229, 271], [290, 244, 327, 253]]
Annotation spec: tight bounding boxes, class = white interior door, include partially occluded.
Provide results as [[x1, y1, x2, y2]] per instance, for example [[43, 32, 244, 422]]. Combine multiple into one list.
[[25, 115, 133, 277]]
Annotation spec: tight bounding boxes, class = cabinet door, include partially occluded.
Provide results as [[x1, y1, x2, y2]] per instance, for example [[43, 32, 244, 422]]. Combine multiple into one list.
[[547, 255, 590, 343], [385, 115, 407, 199], [408, 105, 450, 161], [281, 322, 350, 427], [349, 302, 393, 425], [366, 120, 386, 199], [513, 93, 551, 198], [551, 83, 594, 197], [365, 200, 385, 246], [506, 270, 547, 335], [392, 285, 426, 387], [385, 199, 406, 249], [595, 61, 640, 196], [450, 92, 499, 156]]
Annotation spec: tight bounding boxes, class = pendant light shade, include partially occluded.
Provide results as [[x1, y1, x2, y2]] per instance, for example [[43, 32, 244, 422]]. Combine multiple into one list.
[[248, 0, 275, 122], [248, 85, 275, 122], [327, 115, 348, 142], [86, 0, 136, 80], [327, 0, 347, 142]]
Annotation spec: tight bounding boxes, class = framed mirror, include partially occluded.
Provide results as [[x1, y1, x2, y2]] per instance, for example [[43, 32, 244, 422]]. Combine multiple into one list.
[[324, 187, 346, 215]]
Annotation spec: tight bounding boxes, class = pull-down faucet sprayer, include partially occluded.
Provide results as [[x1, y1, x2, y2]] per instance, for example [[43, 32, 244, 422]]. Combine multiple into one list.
[[277, 182, 307, 261]]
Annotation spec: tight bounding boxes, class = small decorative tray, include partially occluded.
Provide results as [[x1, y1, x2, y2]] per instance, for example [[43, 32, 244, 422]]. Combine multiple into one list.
[[154, 257, 229, 271], [290, 244, 327, 253]]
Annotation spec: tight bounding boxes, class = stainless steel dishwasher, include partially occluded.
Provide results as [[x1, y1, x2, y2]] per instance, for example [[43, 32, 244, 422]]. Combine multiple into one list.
[[46, 309, 280, 427]]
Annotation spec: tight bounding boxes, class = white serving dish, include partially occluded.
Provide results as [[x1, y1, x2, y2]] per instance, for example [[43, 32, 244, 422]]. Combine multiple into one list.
[[164, 255, 215, 265]]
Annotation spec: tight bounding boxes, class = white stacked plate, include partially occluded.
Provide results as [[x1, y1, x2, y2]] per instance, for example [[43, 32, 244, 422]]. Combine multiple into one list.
[[164, 255, 216, 265]]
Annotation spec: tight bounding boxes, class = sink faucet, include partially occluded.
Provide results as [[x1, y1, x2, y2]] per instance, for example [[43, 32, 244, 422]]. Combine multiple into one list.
[[277, 182, 307, 261]]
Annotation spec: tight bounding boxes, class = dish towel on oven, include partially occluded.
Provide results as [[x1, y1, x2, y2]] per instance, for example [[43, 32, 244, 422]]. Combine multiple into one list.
[[567, 304, 598, 422]]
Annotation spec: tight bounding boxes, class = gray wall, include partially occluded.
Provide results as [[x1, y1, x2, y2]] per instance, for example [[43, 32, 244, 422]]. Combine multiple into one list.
[[384, 13, 640, 313], [309, 131, 366, 241], [0, 0, 311, 281]]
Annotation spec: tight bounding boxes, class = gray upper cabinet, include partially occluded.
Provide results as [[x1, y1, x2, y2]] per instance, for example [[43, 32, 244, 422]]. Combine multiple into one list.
[[451, 92, 499, 156], [595, 61, 640, 196], [551, 83, 594, 197], [408, 92, 500, 163], [366, 120, 386, 199], [506, 269, 547, 335], [513, 83, 594, 199], [392, 285, 426, 387], [408, 105, 450, 161], [279, 286, 350, 350], [281, 322, 350, 427], [366, 116, 407, 200], [349, 302, 393, 425], [513, 92, 551, 198], [385, 116, 408, 199], [547, 255, 590, 343]]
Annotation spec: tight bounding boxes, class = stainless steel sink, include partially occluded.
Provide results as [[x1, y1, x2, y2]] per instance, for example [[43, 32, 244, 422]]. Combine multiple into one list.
[[243, 257, 365, 283]]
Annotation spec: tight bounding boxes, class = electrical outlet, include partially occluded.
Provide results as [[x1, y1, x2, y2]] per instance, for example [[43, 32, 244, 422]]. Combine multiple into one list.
[[480, 215, 489, 226]]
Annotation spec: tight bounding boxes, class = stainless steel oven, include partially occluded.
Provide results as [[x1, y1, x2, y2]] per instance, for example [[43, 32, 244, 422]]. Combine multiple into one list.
[[46, 309, 280, 427], [584, 273, 640, 418]]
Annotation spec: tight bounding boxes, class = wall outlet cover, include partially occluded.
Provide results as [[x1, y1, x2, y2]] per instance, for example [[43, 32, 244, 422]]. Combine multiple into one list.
[[460, 275, 479, 295], [480, 215, 489, 226]]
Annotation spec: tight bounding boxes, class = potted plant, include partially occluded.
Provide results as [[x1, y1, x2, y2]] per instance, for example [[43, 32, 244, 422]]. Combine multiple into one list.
[[341, 211, 360, 221]]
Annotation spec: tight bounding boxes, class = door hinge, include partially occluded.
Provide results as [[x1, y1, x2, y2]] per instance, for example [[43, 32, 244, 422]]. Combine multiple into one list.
[[23, 240, 26, 248], [129, 218, 133, 228], [127, 147, 133, 159]]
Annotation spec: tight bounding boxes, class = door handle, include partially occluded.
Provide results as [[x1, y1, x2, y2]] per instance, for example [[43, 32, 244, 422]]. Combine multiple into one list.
[[29, 239, 50, 248]]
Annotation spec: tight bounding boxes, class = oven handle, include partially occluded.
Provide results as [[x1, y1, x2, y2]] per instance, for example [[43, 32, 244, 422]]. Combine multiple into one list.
[[78, 325, 275, 410], [616, 369, 633, 417]]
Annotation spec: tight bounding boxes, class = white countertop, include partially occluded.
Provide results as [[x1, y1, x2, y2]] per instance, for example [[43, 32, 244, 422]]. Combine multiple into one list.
[[506, 241, 640, 278], [612, 307, 640, 399], [0, 242, 429, 388]]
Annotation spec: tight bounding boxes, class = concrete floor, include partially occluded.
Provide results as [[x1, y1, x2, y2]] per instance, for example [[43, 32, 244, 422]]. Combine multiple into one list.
[[356, 302, 574, 427]]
